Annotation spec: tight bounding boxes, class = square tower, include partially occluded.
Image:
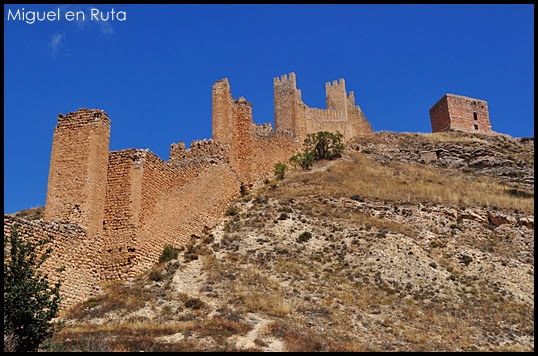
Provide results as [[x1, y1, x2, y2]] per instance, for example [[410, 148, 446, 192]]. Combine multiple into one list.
[[429, 94, 491, 133]]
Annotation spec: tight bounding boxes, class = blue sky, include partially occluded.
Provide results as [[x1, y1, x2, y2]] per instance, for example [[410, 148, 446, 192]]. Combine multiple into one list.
[[3, 4, 534, 213]]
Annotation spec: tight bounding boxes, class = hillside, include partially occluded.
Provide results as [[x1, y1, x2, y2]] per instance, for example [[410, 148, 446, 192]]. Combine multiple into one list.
[[44, 131, 534, 351]]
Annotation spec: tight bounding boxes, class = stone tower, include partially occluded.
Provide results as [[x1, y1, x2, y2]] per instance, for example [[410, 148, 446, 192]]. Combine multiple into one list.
[[429, 94, 492, 133], [44, 109, 110, 237], [326, 79, 348, 119]]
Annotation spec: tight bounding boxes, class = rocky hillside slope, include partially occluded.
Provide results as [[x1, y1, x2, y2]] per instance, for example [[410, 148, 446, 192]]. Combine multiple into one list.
[[45, 131, 534, 351]]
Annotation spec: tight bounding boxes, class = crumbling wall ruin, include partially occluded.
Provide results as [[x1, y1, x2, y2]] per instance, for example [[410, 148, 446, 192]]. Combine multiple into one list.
[[212, 79, 300, 188]]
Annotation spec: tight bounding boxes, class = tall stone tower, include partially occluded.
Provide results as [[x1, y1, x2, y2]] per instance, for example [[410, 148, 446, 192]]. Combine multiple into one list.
[[429, 94, 492, 133], [326, 79, 348, 119], [273, 73, 303, 136], [44, 109, 110, 237]]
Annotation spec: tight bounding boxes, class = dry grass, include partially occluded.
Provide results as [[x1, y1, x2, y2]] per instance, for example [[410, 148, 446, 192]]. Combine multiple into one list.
[[198, 316, 252, 340], [13, 206, 45, 220], [233, 286, 293, 317], [264, 320, 368, 351], [275, 152, 533, 213], [53, 320, 201, 352], [65, 279, 155, 320]]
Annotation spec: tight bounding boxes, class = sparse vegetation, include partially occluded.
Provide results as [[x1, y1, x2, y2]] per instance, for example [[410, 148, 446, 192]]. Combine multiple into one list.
[[289, 150, 315, 170], [40, 131, 534, 352], [296, 231, 312, 243], [159, 244, 179, 263], [274, 162, 288, 179], [225, 205, 239, 216], [4, 225, 62, 352]]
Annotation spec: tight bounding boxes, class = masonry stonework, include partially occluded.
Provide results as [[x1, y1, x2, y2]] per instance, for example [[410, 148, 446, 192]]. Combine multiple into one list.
[[4, 216, 100, 310], [7, 73, 373, 310], [430, 94, 492, 134], [274, 73, 373, 143], [44, 109, 110, 238]]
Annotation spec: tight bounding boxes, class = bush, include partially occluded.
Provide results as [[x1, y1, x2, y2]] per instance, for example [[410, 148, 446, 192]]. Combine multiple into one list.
[[158, 244, 179, 263], [149, 268, 163, 282], [184, 297, 204, 310], [304, 131, 344, 160], [274, 162, 288, 179], [297, 231, 312, 243], [289, 131, 344, 171], [289, 151, 315, 170], [4, 224, 62, 352], [225, 205, 238, 216]]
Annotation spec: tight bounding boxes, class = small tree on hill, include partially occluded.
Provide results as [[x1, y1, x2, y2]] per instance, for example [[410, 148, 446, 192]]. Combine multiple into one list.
[[304, 131, 344, 160], [289, 131, 345, 170], [289, 150, 315, 170], [4, 224, 62, 352]]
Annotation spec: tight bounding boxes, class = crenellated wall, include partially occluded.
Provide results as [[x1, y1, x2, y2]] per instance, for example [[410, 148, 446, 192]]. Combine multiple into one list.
[[9, 72, 374, 310], [274, 72, 373, 143], [212, 78, 300, 188]]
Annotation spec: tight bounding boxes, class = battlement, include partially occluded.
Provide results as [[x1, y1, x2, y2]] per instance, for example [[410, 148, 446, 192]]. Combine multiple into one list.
[[274, 72, 372, 141], [169, 139, 227, 162], [274, 72, 297, 85], [304, 106, 345, 121], [326, 78, 345, 88], [254, 122, 274, 136], [56, 108, 110, 129]]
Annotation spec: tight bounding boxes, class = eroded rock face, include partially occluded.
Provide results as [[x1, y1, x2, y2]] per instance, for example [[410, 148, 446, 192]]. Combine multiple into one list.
[[349, 132, 534, 191]]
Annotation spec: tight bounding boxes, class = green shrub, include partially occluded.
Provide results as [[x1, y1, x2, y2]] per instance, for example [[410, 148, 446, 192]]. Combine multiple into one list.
[[4, 225, 62, 352], [289, 151, 315, 170], [225, 205, 239, 216], [289, 131, 344, 170], [297, 231, 312, 243], [159, 244, 179, 263], [274, 162, 288, 179]]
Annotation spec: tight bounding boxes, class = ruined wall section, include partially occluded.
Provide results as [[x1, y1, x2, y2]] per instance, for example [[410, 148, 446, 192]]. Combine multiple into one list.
[[346, 91, 374, 137], [3, 216, 100, 311], [430, 94, 492, 134], [44, 109, 110, 238], [213, 78, 299, 188], [273, 73, 373, 144], [170, 139, 228, 163]]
